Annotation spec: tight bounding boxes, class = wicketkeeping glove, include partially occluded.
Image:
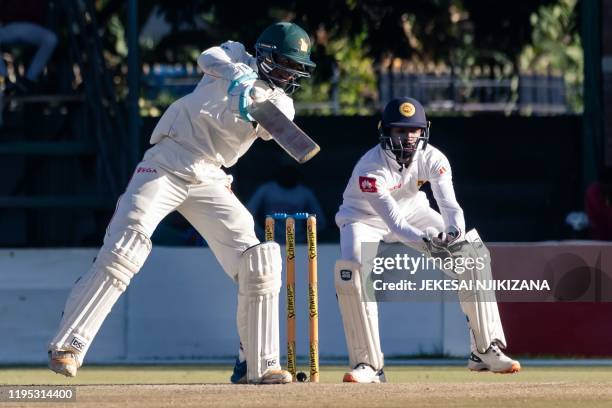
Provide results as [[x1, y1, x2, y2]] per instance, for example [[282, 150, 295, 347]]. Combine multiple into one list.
[[422, 227, 462, 258]]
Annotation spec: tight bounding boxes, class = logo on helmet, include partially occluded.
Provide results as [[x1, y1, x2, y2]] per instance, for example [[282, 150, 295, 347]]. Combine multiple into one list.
[[399, 102, 416, 117], [299, 37, 309, 52], [258, 42, 277, 50]]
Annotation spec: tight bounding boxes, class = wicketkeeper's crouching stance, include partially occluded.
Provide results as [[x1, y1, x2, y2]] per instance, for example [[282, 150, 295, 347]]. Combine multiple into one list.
[[334, 97, 520, 383], [47, 22, 316, 384]]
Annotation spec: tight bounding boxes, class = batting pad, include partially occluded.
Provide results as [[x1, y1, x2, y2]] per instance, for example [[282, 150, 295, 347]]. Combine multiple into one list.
[[50, 228, 152, 363], [455, 229, 507, 352], [238, 242, 282, 382], [335, 260, 384, 370]]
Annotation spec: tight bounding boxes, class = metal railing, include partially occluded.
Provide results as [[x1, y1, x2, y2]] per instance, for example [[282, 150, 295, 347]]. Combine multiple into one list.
[[141, 63, 581, 116], [379, 67, 580, 115]]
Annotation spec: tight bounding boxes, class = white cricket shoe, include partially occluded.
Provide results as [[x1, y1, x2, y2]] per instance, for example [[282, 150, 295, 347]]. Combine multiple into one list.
[[468, 343, 521, 374], [48, 350, 79, 377], [255, 368, 293, 384], [343, 363, 386, 383]]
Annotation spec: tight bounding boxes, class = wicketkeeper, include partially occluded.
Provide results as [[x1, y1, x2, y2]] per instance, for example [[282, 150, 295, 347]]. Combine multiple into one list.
[[47, 22, 316, 385], [334, 97, 520, 383]]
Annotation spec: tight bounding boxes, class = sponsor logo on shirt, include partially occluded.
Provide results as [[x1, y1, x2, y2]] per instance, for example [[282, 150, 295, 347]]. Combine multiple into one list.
[[359, 176, 378, 193], [439, 166, 447, 175], [136, 167, 157, 174], [388, 183, 402, 192]]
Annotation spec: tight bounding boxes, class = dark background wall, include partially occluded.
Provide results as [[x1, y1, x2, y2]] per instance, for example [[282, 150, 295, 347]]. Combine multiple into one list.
[[0, 114, 582, 247], [230, 114, 583, 243]]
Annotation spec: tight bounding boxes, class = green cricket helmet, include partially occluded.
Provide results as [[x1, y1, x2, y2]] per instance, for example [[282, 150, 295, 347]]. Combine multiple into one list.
[[255, 22, 316, 95]]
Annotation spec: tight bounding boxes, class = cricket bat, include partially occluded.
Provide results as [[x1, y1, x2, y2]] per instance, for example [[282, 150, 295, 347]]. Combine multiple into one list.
[[249, 100, 320, 164]]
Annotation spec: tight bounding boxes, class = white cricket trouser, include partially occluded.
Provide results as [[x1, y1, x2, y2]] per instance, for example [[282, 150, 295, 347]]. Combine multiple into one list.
[[49, 140, 259, 362], [336, 204, 444, 369], [339, 205, 444, 263], [110, 144, 258, 280]]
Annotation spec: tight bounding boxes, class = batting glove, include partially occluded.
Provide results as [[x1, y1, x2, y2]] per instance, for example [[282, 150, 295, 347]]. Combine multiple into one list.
[[227, 64, 259, 122]]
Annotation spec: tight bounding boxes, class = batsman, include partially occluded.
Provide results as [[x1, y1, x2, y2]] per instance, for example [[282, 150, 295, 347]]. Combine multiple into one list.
[[334, 97, 520, 383], [47, 22, 316, 384]]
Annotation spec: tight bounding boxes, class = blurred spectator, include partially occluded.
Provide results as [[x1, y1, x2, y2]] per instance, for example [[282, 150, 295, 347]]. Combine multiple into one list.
[[585, 167, 612, 240], [0, 0, 58, 94], [248, 163, 326, 242], [564, 211, 589, 239]]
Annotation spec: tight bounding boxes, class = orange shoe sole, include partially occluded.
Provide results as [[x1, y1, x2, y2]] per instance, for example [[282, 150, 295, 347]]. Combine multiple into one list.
[[53, 357, 76, 365], [497, 362, 521, 374], [342, 373, 358, 383], [469, 362, 521, 374]]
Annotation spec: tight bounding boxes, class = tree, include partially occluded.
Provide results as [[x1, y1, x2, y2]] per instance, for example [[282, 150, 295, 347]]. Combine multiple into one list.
[[462, 0, 558, 68], [93, 0, 580, 114], [519, 0, 583, 110]]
